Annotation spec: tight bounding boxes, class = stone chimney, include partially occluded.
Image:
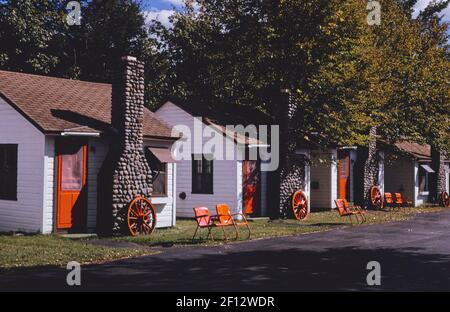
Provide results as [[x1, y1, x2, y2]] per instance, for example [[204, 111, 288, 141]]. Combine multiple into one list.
[[99, 56, 152, 235], [275, 89, 306, 218]]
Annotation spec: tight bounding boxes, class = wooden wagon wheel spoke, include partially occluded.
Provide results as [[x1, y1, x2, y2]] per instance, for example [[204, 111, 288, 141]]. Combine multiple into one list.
[[440, 192, 450, 208], [370, 185, 383, 210], [127, 196, 157, 236], [291, 190, 309, 221], [130, 208, 139, 218]]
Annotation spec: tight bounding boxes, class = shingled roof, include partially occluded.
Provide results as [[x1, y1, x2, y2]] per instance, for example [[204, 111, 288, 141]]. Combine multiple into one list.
[[0, 70, 178, 140], [393, 141, 432, 161]]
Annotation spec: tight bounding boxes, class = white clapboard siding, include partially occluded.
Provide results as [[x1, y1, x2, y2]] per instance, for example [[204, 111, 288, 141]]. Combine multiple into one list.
[[414, 161, 432, 206], [309, 150, 337, 209], [143, 139, 176, 227], [42, 137, 55, 233], [0, 97, 46, 233], [156, 101, 241, 218], [384, 156, 416, 205]]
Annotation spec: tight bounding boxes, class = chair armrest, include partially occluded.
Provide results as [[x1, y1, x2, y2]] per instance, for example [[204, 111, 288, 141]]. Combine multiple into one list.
[[231, 212, 248, 222]]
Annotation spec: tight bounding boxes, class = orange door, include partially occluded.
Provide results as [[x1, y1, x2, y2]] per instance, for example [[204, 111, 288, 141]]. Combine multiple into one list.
[[56, 139, 87, 230], [337, 150, 350, 200], [243, 160, 260, 216]]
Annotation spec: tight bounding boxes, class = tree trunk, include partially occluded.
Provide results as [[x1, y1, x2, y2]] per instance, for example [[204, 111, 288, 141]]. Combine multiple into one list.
[[275, 89, 306, 218], [431, 146, 446, 202]]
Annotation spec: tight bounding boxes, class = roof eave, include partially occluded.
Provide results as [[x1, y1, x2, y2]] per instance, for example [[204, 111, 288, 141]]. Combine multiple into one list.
[[0, 92, 46, 134]]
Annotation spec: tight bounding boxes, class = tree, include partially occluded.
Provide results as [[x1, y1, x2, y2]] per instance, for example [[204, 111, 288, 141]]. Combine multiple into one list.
[[151, 0, 449, 212], [150, 0, 379, 214], [0, 0, 67, 74], [69, 0, 150, 82]]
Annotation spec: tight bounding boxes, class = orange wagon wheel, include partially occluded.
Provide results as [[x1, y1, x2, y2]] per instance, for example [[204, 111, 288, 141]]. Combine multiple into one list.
[[370, 185, 383, 210], [127, 196, 157, 236], [440, 191, 450, 208], [292, 190, 309, 221]]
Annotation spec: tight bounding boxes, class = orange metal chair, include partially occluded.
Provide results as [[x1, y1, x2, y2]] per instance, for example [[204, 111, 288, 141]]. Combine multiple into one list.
[[216, 203, 251, 240], [192, 207, 217, 241], [394, 193, 413, 207], [342, 199, 366, 223], [334, 199, 364, 225], [384, 192, 398, 210]]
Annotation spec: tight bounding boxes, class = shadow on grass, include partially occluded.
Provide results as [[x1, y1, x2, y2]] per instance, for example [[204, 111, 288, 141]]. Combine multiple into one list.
[[1, 245, 449, 291]]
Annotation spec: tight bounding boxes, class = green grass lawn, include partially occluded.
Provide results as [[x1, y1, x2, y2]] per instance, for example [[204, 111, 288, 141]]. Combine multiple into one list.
[[115, 206, 446, 247], [0, 235, 151, 270], [0, 206, 445, 269]]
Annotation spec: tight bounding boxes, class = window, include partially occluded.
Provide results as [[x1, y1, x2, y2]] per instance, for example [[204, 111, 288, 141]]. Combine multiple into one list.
[[146, 147, 176, 197], [61, 147, 84, 191], [0, 144, 18, 201], [192, 154, 213, 194], [152, 162, 167, 197], [147, 156, 167, 197], [419, 163, 433, 193]]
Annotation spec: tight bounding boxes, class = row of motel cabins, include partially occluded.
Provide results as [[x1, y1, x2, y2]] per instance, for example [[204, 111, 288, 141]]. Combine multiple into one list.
[[0, 60, 449, 234]]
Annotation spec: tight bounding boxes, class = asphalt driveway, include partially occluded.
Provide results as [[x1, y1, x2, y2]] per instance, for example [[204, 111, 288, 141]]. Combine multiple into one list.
[[1, 210, 450, 291]]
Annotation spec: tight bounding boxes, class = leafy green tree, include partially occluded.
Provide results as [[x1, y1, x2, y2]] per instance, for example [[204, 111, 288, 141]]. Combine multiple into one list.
[[69, 0, 150, 82], [150, 0, 449, 212], [0, 0, 67, 74]]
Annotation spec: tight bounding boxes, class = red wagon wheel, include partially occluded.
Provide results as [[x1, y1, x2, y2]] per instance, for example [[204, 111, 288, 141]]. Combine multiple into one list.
[[127, 196, 157, 236], [292, 190, 309, 221], [440, 191, 450, 208], [370, 185, 383, 210]]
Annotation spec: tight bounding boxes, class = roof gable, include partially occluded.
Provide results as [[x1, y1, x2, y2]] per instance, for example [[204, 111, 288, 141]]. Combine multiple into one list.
[[0, 70, 178, 139], [158, 100, 265, 146]]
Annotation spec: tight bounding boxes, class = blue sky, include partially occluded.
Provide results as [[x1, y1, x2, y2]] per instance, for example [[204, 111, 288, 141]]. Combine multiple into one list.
[[143, 0, 450, 29]]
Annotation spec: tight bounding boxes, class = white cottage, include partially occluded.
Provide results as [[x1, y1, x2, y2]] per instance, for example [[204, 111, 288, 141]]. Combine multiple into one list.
[[302, 139, 449, 210], [383, 141, 450, 206], [298, 140, 385, 210], [0, 69, 179, 234], [156, 100, 269, 218]]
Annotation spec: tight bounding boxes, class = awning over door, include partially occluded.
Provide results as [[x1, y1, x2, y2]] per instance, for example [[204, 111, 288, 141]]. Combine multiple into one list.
[[420, 164, 435, 173], [147, 147, 176, 163]]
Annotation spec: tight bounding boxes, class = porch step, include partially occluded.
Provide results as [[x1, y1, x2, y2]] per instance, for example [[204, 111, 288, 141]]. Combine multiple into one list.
[[59, 233, 98, 240]]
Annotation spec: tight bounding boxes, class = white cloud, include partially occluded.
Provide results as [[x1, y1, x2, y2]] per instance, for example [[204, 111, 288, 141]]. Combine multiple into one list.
[[162, 0, 185, 7], [144, 9, 175, 29], [413, 0, 450, 21]]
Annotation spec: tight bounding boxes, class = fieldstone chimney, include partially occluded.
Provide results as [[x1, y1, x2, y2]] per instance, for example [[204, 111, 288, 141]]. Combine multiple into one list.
[[275, 89, 306, 218], [99, 56, 152, 235]]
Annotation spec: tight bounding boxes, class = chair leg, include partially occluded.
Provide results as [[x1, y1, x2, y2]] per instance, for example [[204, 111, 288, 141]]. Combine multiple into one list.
[[208, 227, 215, 241], [221, 226, 228, 241], [245, 223, 251, 239], [233, 224, 239, 240], [192, 225, 200, 241]]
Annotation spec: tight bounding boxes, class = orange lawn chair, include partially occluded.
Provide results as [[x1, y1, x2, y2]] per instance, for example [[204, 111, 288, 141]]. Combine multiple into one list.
[[334, 199, 365, 225], [216, 203, 251, 239], [394, 193, 413, 207], [343, 199, 366, 223], [192, 207, 217, 241], [384, 192, 397, 210]]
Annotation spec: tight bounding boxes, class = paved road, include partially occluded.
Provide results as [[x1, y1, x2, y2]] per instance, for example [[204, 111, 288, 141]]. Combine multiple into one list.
[[1, 210, 450, 291]]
